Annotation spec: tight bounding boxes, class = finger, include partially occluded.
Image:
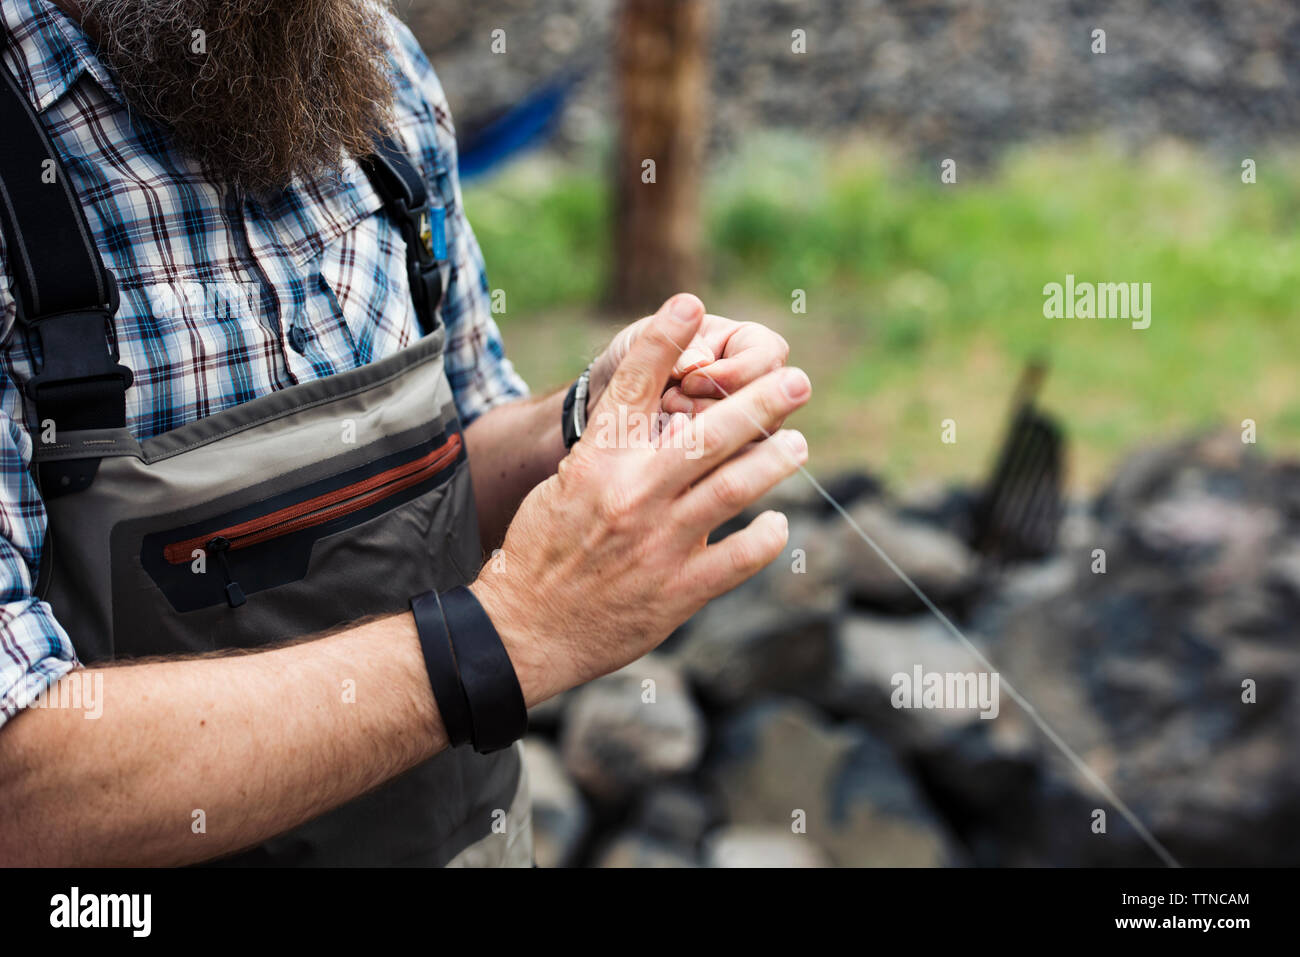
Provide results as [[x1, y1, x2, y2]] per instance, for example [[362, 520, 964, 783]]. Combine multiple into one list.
[[661, 390, 742, 416], [680, 356, 757, 398], [681, 350, 784, 398], [661, 385, 704, 415], [599, 294, 705, 417], [661, 386, 691, 415], [605, 320, 643, 368], [680, 325, 789, 397], [685, 510, 790, 599], [672, 335, 716, 379], [687, 313, 748, 366], [664, 386, 738, 415], [659, 366, 812, 484], [677, 430, 808, 535]]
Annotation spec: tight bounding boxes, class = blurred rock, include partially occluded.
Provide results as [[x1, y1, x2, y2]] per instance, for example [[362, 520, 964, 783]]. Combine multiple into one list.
[[813, 613, 990, 745], [906, 717, 1043, 866], [966, 554, 1076, 638], [632, 783, 716, 849], [816, 471, 885, 512], [522, 738, 589, 868], [1132, 489, 1280, 563], [593, 832, 697, 868], [755, 473, 828, 514], [992, 555, 1075, 608], [973, 438, 1300, 865], [1057, 501, 1103, 552], [672, 514, 841, 706], [1098, 432, 1262, 524], [559, 656, 706, 802], [522, 432, 1300, 867], [897, 483, 978, 545], [836, 502, 980, 611], [525, 687, 571, 732], [1274, 461, 1300, 521], [702, 825, 831, 868], [1266, 539, 1300, 601], [707, 699, 962, 866]]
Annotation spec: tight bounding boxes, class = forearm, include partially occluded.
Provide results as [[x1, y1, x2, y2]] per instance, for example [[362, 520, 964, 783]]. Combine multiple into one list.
[[0, 388, 570, 867], [464, 389, 568, 551], [0, 613, 445, 866]]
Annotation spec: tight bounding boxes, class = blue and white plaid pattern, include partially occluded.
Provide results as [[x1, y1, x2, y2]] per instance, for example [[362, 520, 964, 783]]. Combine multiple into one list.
[[0, 0, 529, 724]]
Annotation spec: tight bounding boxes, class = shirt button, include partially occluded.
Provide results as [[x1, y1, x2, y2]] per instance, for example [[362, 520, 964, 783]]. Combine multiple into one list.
[[288, 325, 308, 354]]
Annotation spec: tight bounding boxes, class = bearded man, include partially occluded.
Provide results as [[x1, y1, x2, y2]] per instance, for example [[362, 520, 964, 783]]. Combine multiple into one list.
[[0, 0, 810, 866]]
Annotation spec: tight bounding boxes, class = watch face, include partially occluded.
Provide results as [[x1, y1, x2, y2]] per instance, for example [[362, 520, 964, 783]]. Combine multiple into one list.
[[575, 375, 590, 428]]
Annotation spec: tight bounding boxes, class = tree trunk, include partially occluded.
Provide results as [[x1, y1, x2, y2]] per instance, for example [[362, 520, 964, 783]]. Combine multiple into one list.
[[609, 0, 709, 315]]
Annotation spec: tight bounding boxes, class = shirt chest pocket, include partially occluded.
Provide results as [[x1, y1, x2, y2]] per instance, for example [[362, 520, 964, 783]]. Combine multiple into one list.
[[311, 145, 453, 366], [120, 276, 278, 431], [314, 208, 424, 365]]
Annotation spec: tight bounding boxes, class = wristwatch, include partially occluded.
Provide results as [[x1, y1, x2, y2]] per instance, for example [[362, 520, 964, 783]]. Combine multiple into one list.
[[561, 363, 593, 450]]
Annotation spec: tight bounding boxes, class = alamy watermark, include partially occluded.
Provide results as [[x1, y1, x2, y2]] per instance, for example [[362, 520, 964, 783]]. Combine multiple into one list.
[[891, 665, 1000, 719], [28, 670, 103, 720], [50, 887, 151, 937], [588, 407, 702, 458], [1043, 273, 1151, 330]]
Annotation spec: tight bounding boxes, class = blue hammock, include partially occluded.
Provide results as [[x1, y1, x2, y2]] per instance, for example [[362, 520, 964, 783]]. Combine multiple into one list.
[[457, 73, 581, 180]]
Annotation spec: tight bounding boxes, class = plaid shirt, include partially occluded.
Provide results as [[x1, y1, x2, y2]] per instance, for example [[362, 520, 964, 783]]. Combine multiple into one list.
[[0, 0, 528, 724]]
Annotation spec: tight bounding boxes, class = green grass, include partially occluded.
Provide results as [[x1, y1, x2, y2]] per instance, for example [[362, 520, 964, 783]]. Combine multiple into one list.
[[466, 136, 1300, 490], [461, 160, 611, 315]]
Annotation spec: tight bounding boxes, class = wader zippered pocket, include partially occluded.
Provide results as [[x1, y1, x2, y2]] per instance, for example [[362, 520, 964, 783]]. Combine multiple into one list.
[[139, 430, 466, 615], [163, 433, 461, 564]]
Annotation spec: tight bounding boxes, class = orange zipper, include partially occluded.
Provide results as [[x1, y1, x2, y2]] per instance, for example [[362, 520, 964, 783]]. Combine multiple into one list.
[[163, 433, 461, 565]]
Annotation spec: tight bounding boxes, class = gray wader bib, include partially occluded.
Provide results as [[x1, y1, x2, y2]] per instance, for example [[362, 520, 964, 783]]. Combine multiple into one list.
[[0, 56, 530, 866], [36, 330, 531, 866]]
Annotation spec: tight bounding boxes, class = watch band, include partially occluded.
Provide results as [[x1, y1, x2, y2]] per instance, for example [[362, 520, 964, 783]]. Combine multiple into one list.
[[410, 589, 473, 748], [439, 586, 528, 753], [561, 363, 592, 450]]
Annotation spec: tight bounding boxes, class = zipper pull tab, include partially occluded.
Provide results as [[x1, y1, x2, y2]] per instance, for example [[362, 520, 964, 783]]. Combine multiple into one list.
[[206, 536, 246, 608]]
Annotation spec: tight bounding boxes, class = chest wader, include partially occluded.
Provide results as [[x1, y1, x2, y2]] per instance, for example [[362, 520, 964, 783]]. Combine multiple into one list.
[[0, 58, 530, 866]]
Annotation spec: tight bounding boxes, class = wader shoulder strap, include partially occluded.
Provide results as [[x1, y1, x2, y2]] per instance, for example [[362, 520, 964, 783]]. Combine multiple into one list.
[[0, 56, 442, 491], [359, 136, 447, 336], [0, 50, 132, 496]]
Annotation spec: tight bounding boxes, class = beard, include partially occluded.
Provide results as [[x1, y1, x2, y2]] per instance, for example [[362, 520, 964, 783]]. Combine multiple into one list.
[[81, 0, 397, 194]]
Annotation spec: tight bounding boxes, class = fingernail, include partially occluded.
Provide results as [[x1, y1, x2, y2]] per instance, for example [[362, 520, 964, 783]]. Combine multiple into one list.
[[672, 295, 701, 323], [676, 347, 713, 373], [781, 368, 811, 400], [781, 429, 808, 457]]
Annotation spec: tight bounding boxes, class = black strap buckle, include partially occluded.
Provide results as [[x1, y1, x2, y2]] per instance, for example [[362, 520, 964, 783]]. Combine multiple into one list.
[[23, 274, 133, 433], [24, 301, 134, 498], [390, 199, 445, 334], [400, 201, 437, 266], [359, 140, 447, 335], [24, 313, 133, 405]]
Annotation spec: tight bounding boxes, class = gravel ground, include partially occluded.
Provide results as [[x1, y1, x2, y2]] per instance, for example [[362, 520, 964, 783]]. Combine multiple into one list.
[[403, 0, 1300, 162]]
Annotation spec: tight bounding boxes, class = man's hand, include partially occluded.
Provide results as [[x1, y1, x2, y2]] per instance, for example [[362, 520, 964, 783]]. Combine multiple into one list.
[[471, 294, 811, 706], [463, 302, 791, 550], [588, 307, 792, 419]]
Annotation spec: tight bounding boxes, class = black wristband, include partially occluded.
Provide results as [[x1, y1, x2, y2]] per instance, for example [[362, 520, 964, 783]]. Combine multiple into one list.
[[410, 589, 473, 748], [439, 585, 528, 753]]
